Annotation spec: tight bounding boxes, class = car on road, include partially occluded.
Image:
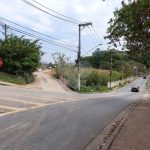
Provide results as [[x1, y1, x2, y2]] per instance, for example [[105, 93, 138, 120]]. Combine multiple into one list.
[[131, 85, 139, 92], [143, 76, 147, 79]]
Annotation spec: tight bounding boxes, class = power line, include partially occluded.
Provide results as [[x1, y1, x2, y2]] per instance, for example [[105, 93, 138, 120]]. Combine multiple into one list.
[[0, 18, 14, 35], [42, 46, 76, 53], [0, 23, 77, 52], [81, 46, 87, 53], [87, 26, 100, 44], [84, 27, 97, 45], [9, 27, 77, 52], [82, 44, 101, 57], [33, 0, 82, 23], [0, 17, 78, 47], [0, 22, 78, 49], [21, 0, 79, 24], [91, 25, 107, 49]]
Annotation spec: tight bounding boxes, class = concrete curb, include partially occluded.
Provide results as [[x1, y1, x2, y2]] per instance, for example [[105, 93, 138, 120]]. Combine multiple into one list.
[[99, 82, 145, 150], [101, 85, 145, 150]]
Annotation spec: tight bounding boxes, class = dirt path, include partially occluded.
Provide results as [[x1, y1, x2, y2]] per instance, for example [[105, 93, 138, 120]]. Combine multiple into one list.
[[0, 70, 71, 93], [24, 70, 70, 93]]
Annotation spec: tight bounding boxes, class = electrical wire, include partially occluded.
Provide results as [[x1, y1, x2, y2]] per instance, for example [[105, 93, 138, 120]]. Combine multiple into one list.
[[81, 46, 87, 53], [0, 23, 77, 53], [87, 26, 100, 44], [9, 27, 77, 52], [42, 46, 76, 53], [21, 0, 78, 24], [0, 22, 78, 49], [84, 27, 97, 45], [33, 0, 82, 24], [0, 17, 78, 47], [91, 25, 107, 49], [82, 44, 101, 57]]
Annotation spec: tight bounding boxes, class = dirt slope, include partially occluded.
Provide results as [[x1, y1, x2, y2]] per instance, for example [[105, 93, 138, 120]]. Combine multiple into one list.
[[24, 70, 70, 93]]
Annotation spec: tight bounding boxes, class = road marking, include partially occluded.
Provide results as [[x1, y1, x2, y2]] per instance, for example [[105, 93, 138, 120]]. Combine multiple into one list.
[[0, 91, 131, 117], [0, 100, 66, 116], [0, 97, 46, 106], [0, 93, 59, 102], [0, 105, 26, 111]]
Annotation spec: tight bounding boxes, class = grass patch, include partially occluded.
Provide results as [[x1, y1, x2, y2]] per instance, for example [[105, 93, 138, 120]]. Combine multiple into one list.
[[0, 74, 26, 85], [75, 85, 109, 93]]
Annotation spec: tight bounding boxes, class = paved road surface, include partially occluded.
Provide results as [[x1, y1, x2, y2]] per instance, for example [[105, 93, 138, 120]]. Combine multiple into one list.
[[0, 78, 147, 150]]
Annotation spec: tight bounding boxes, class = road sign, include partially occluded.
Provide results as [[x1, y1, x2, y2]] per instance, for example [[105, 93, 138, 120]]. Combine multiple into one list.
[[0, 58, 3, 67]]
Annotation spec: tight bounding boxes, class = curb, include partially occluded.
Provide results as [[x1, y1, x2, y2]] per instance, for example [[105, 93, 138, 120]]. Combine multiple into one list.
[[101, 85, 145, 150]]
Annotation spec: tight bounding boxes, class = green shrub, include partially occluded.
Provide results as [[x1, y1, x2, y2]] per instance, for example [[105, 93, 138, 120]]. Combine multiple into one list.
[[99, 74, 109, 86], [75, 85, 109, 93], [86, 70, 101, 86], [112, 71, 121, 81]]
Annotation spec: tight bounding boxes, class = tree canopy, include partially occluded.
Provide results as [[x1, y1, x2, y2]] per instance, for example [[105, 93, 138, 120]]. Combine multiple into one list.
[[0, 35, 42, 78], [104, 0, 150, 55]]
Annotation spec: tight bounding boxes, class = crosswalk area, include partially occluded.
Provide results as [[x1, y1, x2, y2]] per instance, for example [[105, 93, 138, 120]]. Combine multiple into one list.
[[0, 92, 87, 116]]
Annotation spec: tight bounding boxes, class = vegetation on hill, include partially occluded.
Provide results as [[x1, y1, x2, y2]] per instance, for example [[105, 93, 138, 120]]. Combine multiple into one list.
[[0, 34, 42, 82]]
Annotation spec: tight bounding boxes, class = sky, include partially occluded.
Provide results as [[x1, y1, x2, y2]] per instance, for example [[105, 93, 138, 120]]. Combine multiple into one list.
[[0, 0, 127, 64]]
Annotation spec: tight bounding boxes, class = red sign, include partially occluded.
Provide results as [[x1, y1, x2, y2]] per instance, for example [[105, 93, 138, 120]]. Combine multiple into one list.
[[0, 58, 3, 67]]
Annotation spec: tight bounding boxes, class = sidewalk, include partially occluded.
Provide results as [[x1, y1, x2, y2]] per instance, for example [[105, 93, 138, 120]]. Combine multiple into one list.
[[108, 80, 150, 150]]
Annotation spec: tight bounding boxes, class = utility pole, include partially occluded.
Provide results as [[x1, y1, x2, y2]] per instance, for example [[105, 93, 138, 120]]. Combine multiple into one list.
[[78, 22, 92, 91], [110, 54, 112, 88], [4, 24, 7, 39]]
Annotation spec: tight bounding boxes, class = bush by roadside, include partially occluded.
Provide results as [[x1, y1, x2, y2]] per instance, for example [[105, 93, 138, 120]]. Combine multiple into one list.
[[51, 65, 122, 93], [75, 85, 109, 93]]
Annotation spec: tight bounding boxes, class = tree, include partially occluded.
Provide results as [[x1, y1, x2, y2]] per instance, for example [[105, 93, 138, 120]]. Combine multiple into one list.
[[105, 0, 150, 55], [0, 35, 41, 79], [52, 52, 70, 67]]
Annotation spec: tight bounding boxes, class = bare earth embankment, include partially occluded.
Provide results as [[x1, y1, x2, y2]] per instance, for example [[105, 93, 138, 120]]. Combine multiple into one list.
[[0, 70, 71, 93]]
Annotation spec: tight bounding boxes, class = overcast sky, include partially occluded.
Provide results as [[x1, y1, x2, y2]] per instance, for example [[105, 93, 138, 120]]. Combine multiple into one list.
[[0, 0, 127, 63]]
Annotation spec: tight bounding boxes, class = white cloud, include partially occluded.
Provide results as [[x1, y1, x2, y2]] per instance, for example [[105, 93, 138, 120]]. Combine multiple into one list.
[[0, 0, 124, 63]]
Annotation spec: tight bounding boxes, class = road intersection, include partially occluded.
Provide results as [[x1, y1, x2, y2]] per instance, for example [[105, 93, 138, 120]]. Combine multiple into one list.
[[0, 78, 147, 150]]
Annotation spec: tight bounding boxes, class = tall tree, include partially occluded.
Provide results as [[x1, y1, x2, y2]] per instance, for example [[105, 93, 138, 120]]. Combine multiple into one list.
[[105, 0, 150, 55], [0, 35, 41, 77]]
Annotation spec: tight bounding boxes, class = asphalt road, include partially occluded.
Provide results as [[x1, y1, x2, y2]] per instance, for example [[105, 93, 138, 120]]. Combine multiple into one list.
[[0, 78, 147, 150]]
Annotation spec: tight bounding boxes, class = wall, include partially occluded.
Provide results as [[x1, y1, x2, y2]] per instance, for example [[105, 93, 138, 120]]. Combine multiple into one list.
[[107, 77, 134, 88]]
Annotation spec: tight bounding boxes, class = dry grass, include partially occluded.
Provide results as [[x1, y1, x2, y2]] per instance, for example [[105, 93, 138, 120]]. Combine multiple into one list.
[[51, 68, 109, 77], [49, 69, 57, 76], [92, 69, 109, 74]]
